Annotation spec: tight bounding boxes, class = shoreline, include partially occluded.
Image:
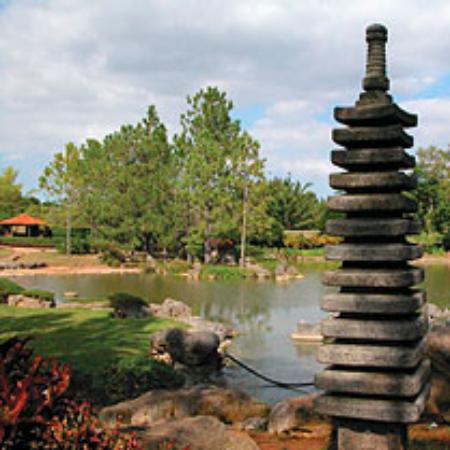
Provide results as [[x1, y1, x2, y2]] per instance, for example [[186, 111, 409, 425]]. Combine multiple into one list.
[[0, 265, 141, 277]]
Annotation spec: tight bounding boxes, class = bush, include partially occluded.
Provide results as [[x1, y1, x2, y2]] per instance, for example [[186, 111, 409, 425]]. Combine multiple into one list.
[[56, 236, 91, 255], [200, 265, 246, 280], [22, 289, 55, 302], [96, 243, 127, 266], [283, 230, 341, 249], [408, 232, 444, 254], [0, 277, 24, 303], [0, 236, 58, 247], [108, 292, 148, 318], [0, 337, 140, 449], [102, 356, 185, 404]]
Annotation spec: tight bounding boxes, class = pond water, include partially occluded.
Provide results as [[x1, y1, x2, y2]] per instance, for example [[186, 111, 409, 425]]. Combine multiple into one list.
[[16, 262, 450, 404]]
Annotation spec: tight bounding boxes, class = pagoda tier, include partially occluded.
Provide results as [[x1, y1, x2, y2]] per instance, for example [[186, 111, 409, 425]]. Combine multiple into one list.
[[314, 24, 429, 445]]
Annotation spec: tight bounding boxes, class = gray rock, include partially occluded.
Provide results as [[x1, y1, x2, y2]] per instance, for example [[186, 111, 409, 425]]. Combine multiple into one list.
[[150, 328, 220, 367], [137, 415, 259, 450], [100, 385, 269, 428], [8, 294, 54, 308], [268, 394, 321, 434], [152, 298, 192, 320]]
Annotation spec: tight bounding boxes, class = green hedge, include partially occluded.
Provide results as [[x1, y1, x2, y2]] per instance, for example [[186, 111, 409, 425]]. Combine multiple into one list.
[[22, 289, 55, 302], [0, 236, 60, 247], [0, 277, 24, 302]]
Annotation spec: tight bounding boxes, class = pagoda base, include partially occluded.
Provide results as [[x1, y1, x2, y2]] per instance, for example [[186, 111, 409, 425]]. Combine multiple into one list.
[[334, 419, 407, 450]]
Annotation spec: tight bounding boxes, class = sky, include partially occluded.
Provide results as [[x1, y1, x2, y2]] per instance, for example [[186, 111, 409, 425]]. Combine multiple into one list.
[[0, 0, 450, 198]]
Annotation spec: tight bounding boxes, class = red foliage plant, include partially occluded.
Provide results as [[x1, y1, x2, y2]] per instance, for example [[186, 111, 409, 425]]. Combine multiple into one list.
[[0, 337, 141, 449]]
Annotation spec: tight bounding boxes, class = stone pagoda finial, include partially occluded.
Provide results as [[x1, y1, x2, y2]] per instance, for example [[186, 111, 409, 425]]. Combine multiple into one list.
[[363, 23, 389, 92]]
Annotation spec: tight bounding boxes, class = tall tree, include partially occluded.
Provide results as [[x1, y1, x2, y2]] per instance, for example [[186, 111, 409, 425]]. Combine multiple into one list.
[[176, 87, 242, 263], [39, 143, 81, 254], [0, 166, 23, 219], [231, 132, 266, 267]]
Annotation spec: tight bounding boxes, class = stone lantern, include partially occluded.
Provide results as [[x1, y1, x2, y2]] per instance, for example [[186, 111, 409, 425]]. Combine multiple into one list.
[[315, 24, 429, 449]]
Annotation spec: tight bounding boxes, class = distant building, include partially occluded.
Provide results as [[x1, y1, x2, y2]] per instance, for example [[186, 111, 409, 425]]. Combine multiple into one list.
[[0, 213, 49, 237]]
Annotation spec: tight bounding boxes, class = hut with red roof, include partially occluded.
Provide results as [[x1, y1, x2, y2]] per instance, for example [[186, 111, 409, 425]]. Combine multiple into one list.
[[0, 213, 49, 237]]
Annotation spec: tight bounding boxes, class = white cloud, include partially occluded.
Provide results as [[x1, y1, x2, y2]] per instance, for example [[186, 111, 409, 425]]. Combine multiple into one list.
[[0, 0, 449, 195]]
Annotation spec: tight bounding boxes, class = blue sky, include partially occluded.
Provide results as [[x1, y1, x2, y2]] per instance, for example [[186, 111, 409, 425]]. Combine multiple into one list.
[[0, 0, 449, 198]]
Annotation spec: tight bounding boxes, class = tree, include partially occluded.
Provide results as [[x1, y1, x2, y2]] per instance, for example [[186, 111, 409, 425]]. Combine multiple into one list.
[[413, 146, 450, 234], [231, 132, 266, 266], [265, 176, 320, 232], [77, 106, 178, 254], [39, 143, 82, 254], [0, 167, 23, 220], [176, 87, 242, 263]]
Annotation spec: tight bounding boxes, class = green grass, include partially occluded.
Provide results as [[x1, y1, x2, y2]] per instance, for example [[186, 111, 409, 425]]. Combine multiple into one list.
[[200, 264, 247, 280], [0, 305, 181, 376]]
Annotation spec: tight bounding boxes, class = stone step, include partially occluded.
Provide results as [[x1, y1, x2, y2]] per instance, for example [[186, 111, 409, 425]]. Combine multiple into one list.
[[317, 337, 426, 368], [333, 125, 414, 148], [314, 383, 430, 423], [329, 172, 416, 190], [325, 243, 422, 261], [328, 193, 416, 212], [331, 148, 415, 170], [321, 314, 428, 341], [334, 103, 418, 127], [315, 359, 430, 397], [322, 267, 424, 288], [321, 290, 425, 314], [326, 218, 420, 237]]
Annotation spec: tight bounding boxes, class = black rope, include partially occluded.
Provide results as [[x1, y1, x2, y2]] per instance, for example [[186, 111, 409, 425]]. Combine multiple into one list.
[[224, 351, 315, 391]]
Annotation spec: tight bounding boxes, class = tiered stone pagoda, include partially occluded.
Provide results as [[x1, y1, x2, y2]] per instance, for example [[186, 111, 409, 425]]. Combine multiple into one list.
[[315, 24, 429, 449]]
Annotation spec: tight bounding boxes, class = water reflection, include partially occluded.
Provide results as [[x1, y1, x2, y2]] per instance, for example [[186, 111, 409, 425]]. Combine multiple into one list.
[[15, 262, 450, 404]]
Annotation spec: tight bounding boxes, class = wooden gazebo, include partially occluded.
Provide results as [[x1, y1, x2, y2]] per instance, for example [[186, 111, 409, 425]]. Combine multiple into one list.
[[0, 214, 49, 237]]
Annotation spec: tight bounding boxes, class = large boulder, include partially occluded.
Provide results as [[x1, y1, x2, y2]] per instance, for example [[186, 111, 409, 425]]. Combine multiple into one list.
[[100, 385, 269, 429], [137, 415, 259, 450], [268, 393, 321, 434], [426, 325, 450, 418], [150, 328, 220, 367], [8, 294, 54, 308], [150, 298, 192, 320]]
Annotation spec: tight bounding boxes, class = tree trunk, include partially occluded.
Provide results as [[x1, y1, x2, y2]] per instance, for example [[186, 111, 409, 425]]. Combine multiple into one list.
[[66, 207, 72, 255], [204, 206, 212, 264], [240, 181, 248, 268]]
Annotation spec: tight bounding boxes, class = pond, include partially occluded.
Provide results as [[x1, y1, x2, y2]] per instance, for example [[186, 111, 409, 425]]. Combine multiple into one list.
[[16, 262, 450, 404]]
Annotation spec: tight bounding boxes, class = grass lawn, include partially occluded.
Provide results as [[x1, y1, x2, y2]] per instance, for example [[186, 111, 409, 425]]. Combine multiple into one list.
[[0, 305, 181, 376]]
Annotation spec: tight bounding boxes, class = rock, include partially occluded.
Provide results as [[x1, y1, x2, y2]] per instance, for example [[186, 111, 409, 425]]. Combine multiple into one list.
[[268, 393, 321, 434], [100, 385, 269, 428], [236, 416, 268, 432], [154, 298, 192, 320], [137, 415, 259, 450], [275, 264, 287, 276], [425, 325, 450, 418], [149, 328, 220, 367], [7, 294, 54, 308], [58, 301, 110, 310], [286, 265, 300, 276], [290, 321, 322, 342]]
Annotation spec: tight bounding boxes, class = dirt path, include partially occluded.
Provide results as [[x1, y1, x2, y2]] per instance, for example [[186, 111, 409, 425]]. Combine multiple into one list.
[[0, 246, 141, 276]]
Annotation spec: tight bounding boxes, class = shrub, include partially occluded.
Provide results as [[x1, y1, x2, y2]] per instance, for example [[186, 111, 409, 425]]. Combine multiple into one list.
[[0, 277, 24, 303], [108, 292, 148, 318], [0, 236, 58, 248], [0, 337, 140, 449], [200, 265, 246, 280], [22, 288, 55, 302], [102, 356, 185, 405]]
